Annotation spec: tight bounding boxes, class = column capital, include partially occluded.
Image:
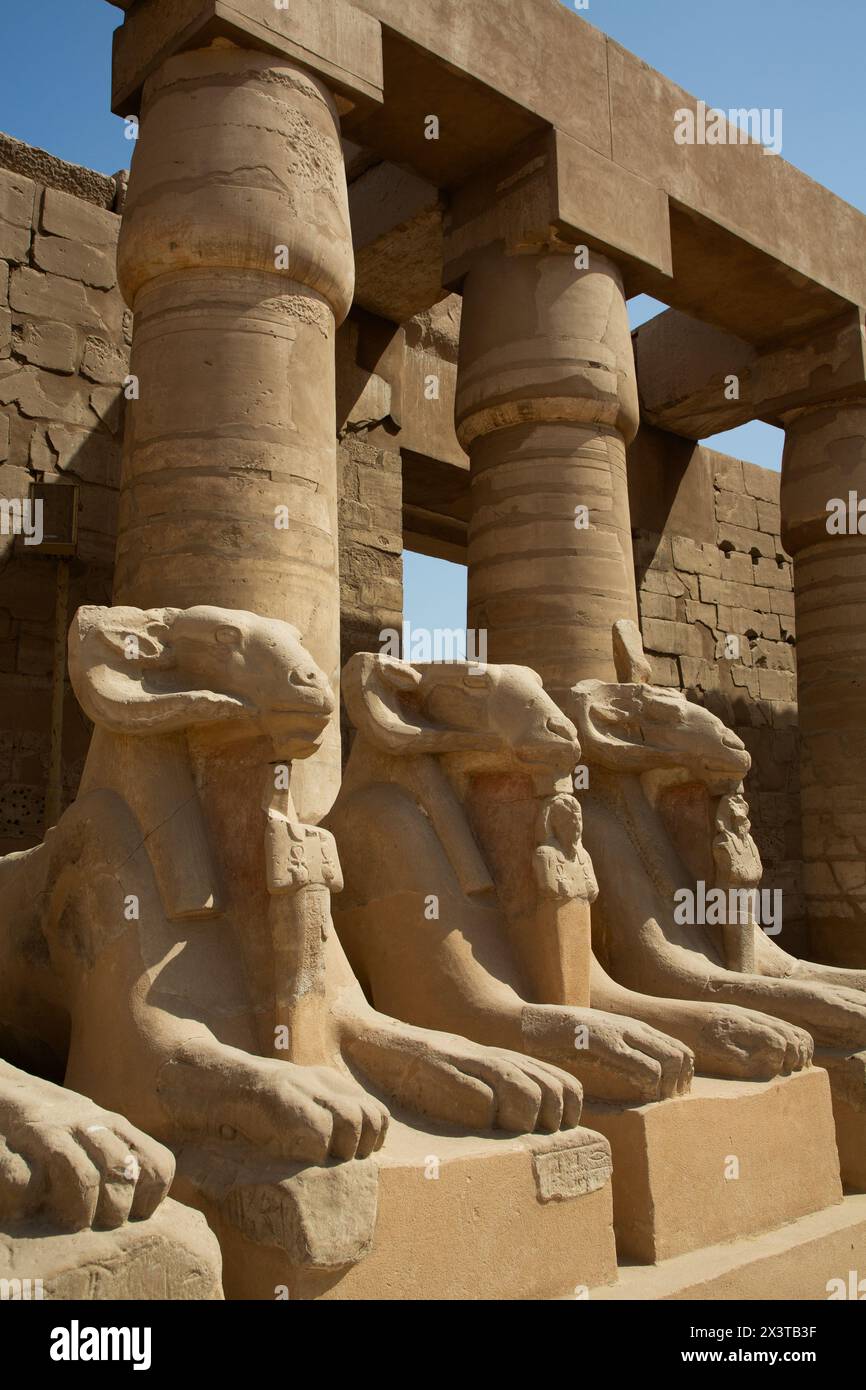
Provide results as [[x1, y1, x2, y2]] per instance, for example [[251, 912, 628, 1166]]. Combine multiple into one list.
[[108, 0, 383, 120], [780, 397, 866, 556], [117, 47, 355, 323], [455, 244, 640, 450]]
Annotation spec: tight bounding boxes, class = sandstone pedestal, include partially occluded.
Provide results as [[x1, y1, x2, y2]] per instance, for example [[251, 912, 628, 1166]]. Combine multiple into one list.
[[590, 1193, 866, 1300], [175, 1117, 617, 1300], [0, 1199, 223, 1300], [583, 1069, 842, 1263], [821, 1052, 866, 1191]]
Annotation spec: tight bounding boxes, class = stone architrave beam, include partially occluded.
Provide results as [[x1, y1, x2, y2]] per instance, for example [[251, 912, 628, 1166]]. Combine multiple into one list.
[[107, 0, 383, 118], [634, 307, 866, 440]]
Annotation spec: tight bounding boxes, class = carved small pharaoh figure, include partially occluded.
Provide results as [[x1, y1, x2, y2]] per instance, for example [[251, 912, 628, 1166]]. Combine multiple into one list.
[[535, 793, 599, 904], [712, 792, 761, 972]]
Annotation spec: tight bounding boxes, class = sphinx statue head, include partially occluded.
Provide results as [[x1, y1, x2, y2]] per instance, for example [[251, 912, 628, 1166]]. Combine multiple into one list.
[[342, 653, 580, 784], [69, 604, 335, 757], [568, 619, 750, 793]]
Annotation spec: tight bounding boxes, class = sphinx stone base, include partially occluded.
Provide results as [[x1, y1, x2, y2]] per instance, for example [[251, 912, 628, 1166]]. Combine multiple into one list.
[[818, 1052, 866, 1190], [590, 1192, 866, 1300], [583, 1069, 842, 1263], [175, 1118, 617, 1300], [0, 1199, 223, 1300], [831, 1096, 866, 1191]]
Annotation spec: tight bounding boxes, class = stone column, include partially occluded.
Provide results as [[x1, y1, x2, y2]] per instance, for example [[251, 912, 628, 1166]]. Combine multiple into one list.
[[115, 43, 354, 820], [781, 400, 866, 963], [456, 244, 640, 700]]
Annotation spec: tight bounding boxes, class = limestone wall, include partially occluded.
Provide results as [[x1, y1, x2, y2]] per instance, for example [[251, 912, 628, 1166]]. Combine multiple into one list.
[[628, 427, 803, 950], [0, 137, 128, 852]]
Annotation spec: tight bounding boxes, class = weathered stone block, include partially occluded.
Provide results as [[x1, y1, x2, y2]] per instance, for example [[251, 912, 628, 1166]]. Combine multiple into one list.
[[700, 575, 772, 610], [0, 1199, 223, 1300], [716, 521, 776, 558], [756, 499, 780, 532], [0, 222, 30, 263], [754, 556, 792, 589], [642, 569, 688, 598], [1, 415, 34, 471], [81, 334, 128, 384], [639, 534, 673, 571], [685, 599, 718, 628], [48, 424, 120, 487], [753, 637, 796, 671], [88, 385, 123, 433], [9, 267, 102, 328], [671, 535, 721, 577], [647, 654, 679, 685], [743, 460, 780, 503], [16, 319, 78, 373], [758, 668, 796, 702], [717, 606, 783, 642], [769, 589, 795, 617], [0, 169, 36, 229], [0, 365, 92, 425], [642, 591, 679, 621], [679, 657, 724, 690], [642, 616, 714, 658], [41, 186, 119, 248], [721, 550, 757, 585], [714, 456, 744, 492], [715, 488, 759, 529], [33, 234, 116, 289]]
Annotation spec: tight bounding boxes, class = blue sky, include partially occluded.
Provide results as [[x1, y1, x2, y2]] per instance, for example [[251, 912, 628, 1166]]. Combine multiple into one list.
[[0, 1, 861, 638]]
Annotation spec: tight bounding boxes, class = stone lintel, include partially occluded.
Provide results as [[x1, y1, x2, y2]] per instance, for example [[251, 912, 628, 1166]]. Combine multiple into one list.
[[443, 129, 673, 295], [352, 2, 866, 327], [349, 161, 444, 323], [109, 0, 384, 118], [635, 306, 866, 440]]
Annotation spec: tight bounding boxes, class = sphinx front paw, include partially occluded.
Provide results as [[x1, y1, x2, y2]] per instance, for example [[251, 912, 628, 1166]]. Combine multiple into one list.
[[0, 1067, 172, 1231], [341, 1015, 583, 1134], [523, 1004, 694, 1103], [158, 1041, 389, 1163], [688, 1004, 813, 1079]]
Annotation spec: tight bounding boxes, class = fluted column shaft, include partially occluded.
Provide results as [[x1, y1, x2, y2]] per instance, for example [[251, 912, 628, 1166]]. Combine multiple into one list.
[[457, 246, 640, 700], [115, 45, 353, 820], [781, 400, 866, 962]]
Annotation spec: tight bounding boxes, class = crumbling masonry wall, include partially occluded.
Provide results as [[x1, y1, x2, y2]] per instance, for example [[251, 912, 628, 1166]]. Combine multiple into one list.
[[629, 426, 802, 951], [0, 137, 128, 853]]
